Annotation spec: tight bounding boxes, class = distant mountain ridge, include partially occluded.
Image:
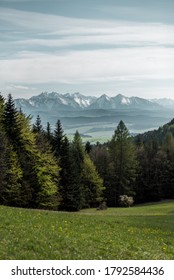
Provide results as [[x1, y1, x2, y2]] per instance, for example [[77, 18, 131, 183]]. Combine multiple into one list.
[[15, 92, 94, 111], [15, 92, 168, 112], [14, 92, 174, 141], [151, 98, 174, 108], [88, 94, 160, 110], [15, 92, 96, 112]]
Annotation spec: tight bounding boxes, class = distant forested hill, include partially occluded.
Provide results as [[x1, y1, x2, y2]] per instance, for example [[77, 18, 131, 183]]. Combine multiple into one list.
[[134, 118, 174, 144]]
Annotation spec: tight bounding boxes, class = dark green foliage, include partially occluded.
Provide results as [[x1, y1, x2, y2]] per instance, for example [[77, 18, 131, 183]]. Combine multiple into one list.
[[108, 120, 138, 206], [89, 144, 110, 205], [160, 133, 174, 199], [0, 130, 8, 198], [68, 131, 85, 211], [52, 121, 75, 210], [33, 115, 43, 133], [3, 94, 21, 146], [0, 96, 23, 206], [1, 91, 174, 211], [53, 120, 64, 158], [45, 122, 53, 143], [55, 130, 105, 211], [90, 116, 174, 205], [85, 141, 92, 154], [57, 136, 75, 211], [0, 94, 5, 120], [135, 130, 174, 203], [0, 95, 61, 210], [135, 141, 162, 202], [0, 129, 23, 206], [134, 118, 174, 145]]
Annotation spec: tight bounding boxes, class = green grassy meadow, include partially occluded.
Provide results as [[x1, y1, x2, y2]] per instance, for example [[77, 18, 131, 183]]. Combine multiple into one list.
[[0, 201, 174, 260]]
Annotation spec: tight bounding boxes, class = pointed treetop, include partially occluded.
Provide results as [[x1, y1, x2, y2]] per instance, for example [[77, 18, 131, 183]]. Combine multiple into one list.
[[113, 120, 130, 141], [34, 115, 43, 133]]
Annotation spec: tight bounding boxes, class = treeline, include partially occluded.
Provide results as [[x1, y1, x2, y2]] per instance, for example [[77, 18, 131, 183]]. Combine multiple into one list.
[[0, 94, 104, 211], [0, 94, 174, 211], [89, 120, 174, 205]]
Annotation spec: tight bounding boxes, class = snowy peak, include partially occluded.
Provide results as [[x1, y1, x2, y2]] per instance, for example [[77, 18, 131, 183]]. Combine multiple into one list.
[[120, 97, 130, 105], [65, 92, 95, 108], [89, 94, 112, 109], [100, 94, 110, 100], [15, 92, 96, 111], [88, 94, 160, 110], [28, 92, 69, 110], [112, 94, 130, 105], [14, 92, 164, 112]]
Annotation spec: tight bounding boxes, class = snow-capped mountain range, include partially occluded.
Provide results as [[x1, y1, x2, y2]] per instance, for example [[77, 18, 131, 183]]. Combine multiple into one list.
[[13, 92, 174, 140], [15, 92, 96, 111], [14, 92, 170, 112]]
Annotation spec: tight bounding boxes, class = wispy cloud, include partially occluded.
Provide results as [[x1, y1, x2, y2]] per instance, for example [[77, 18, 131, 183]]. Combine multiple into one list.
[[11, 84, 35, 90], [1, 6, 174, 98], [1, 7, 174, 52], [1, 47, 174, 84]]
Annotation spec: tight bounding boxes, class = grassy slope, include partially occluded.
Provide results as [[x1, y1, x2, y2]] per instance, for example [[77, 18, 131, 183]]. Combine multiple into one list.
[[0, 201, 174, 260]]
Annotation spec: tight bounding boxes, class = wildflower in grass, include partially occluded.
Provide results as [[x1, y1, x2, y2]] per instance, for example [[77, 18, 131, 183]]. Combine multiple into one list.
[[163, 247, 167, 250], [51, 225, 55, 230], [127, 227, 134, 234]]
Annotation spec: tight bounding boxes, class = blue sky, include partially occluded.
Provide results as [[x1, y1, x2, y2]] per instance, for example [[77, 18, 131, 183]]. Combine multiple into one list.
[[1, 0, 174, 99]]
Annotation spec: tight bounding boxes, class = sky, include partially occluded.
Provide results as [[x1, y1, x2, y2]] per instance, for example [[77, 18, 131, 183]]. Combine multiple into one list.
[[1, 0, 174, 99]]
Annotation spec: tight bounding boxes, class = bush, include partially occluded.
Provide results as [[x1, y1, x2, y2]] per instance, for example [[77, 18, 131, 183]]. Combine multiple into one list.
[[119, 195, 134, 207], [96, 201, 107, 210]]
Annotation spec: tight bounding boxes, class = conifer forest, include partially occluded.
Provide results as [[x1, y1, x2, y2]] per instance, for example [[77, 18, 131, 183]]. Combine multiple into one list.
[[0, 94, 174, 211]]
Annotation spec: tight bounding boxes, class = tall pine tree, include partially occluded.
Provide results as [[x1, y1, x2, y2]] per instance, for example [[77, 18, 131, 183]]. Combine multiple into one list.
[[108, 120, 138, 206], [2, 95, 60, 209]]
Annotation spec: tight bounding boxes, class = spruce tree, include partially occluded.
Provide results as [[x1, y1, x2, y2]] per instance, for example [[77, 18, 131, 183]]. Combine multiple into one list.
[[4, 148, 23, 206], [68, 131, 85, 211], [85, 141, 92, 154], [3, 94, 21, 146], [46, 122, 53, 143], [0, 95, 23, 206], [33, 115, 43, 133], [2, 95, 60, 209], [108, 120, 138, 206], [51, 120, 83, 211], [30, 115, 61, 209], [58, 136, 76, 210], [53, 120, 64, 158], [82, 155, 105, 208]]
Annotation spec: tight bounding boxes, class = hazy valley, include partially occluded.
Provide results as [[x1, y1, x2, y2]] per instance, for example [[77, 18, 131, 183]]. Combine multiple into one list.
[[14, 92, 174, 142]]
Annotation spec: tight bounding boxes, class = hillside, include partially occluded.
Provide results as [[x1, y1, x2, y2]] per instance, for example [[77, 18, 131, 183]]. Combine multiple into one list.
[[134, 118, 174, 144], [0, 201, 174, 260]]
